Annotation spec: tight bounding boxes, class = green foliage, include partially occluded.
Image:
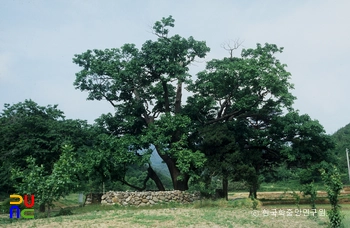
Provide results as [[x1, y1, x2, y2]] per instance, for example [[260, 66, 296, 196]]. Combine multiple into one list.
[[262, 163, 298, 182], [55, 208, 73, 216], [11, 144, 83, 217], [327, 209, 345, 228], [290, 190, 301, 210], [320, 166, 344, 228], [301, 182, 318, 214], [81, 133, 163, 191], [298, 162, 333, 184], [73, 15, 210, 190], [71, 15, 336, 193], [1, 197, 27, 215], [250, 195, 260, 210], [142, 114, 206, 179], [331, 123, 350, 177], [0, 100, 64, 193], [152, 16, 175, 37], [186, 42, 335, 198], [84, 134, 144, 182], [188, 178, 216, 199], [276, 112, 336, 167], [0, 100, 97, 196]]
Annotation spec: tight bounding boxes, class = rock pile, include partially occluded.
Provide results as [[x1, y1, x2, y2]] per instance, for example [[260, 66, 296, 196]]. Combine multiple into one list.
[[101, 190, 200, 206]]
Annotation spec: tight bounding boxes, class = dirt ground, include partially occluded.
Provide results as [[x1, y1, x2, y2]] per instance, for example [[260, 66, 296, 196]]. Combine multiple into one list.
[[230, 186, 350, 204]]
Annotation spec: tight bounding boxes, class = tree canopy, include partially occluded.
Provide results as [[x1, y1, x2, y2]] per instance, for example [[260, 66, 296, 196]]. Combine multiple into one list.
[[72, 16, 336, 194], [73, 16, 210, 190], [0, 99, 97, 200]]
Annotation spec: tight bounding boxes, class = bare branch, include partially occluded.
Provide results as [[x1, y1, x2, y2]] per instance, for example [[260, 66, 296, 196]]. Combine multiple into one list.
[[221, 38, 244, 58]]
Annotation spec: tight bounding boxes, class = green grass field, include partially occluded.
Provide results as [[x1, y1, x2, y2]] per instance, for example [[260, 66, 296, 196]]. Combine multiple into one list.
[[1, 193, 349, 228], [1, 181, 349, 228]]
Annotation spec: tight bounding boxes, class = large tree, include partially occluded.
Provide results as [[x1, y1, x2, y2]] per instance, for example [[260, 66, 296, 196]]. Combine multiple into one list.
[[184, 43, 295, 197], [73, 17, 335, 193], [185, 43, 335, 198], [73, 16, 209, 190]]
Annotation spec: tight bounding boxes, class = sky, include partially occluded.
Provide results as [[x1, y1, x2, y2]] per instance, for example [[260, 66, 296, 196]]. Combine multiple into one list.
[[1, 0, 349, 135]]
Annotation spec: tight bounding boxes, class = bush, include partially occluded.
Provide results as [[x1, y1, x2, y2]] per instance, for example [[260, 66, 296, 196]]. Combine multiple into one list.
[[188, 180, 216, 199], [301, 182, 318, 211], [55, 208, 73, 216]]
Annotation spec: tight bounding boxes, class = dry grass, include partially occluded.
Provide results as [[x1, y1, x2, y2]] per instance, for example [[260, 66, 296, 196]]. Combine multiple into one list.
[[2, 201, 329, 228], [3, 191, 348, 228]]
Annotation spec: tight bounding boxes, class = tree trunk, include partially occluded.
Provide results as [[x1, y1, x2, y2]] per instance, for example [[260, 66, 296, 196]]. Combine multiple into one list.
[[248, 179, 258, 199], [39, 203, 45, 212], [249, 187, 257, 199], [47, 204, 51, 218], [173, 176, 190, 190], [168, 162, 189, 190], [223, 176, 228, 201], [147, 165, 165, 191], [154, 144, 190, 191]]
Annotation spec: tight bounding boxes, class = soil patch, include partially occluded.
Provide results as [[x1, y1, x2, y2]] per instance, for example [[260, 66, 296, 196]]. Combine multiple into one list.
[[230, 187, 350, 205]]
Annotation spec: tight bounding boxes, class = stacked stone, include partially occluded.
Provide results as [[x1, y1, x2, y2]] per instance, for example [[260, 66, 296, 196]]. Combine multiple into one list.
[[101, 190, 200, 206]]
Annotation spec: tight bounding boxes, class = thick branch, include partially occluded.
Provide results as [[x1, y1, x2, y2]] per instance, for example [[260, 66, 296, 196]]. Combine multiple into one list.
[[162, 81, 171, 113], [118, 164, 165, 191], [217, 99, 228, 118], [100, 94, 116, 107], [206, 109, 247, 125], [133, 89, 154, 125], [244, 145, 280, 159], [147, 165, 165, 191], [174, 80, 182, 113], [119, 179, 144, 191]]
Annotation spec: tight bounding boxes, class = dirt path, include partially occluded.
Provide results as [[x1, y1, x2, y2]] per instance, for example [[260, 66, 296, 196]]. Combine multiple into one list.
[[230, 187, 350, 204]]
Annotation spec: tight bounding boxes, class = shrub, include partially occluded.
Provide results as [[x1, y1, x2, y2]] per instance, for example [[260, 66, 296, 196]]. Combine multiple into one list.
[[55, 208, 73, 216], [320, 166, 344, 228]]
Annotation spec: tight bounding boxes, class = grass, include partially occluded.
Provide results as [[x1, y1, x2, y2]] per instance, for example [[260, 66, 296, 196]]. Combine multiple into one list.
[[0, 205, 331, 228], [1, 189, 349, 227], [259, 180, 328, 192], [343, 209, 350, 227], [1, 197, 342, 228]]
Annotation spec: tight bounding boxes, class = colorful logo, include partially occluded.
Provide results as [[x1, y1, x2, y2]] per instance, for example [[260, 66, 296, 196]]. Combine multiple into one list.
[[9, 194, 35, 219]]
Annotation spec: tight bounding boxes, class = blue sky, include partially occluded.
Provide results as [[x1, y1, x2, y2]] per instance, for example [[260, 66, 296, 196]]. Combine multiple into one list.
[[1, 0, 349, 134]]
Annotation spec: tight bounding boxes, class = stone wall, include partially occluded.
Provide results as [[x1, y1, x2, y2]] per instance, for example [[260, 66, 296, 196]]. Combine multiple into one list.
[[101, 190, 200, 206]]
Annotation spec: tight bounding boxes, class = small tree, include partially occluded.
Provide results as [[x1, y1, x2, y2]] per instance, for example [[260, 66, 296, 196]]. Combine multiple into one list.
[[301, 181, 318, 216], [11, 144, 82, 217], [320, 166, 344, 228]]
